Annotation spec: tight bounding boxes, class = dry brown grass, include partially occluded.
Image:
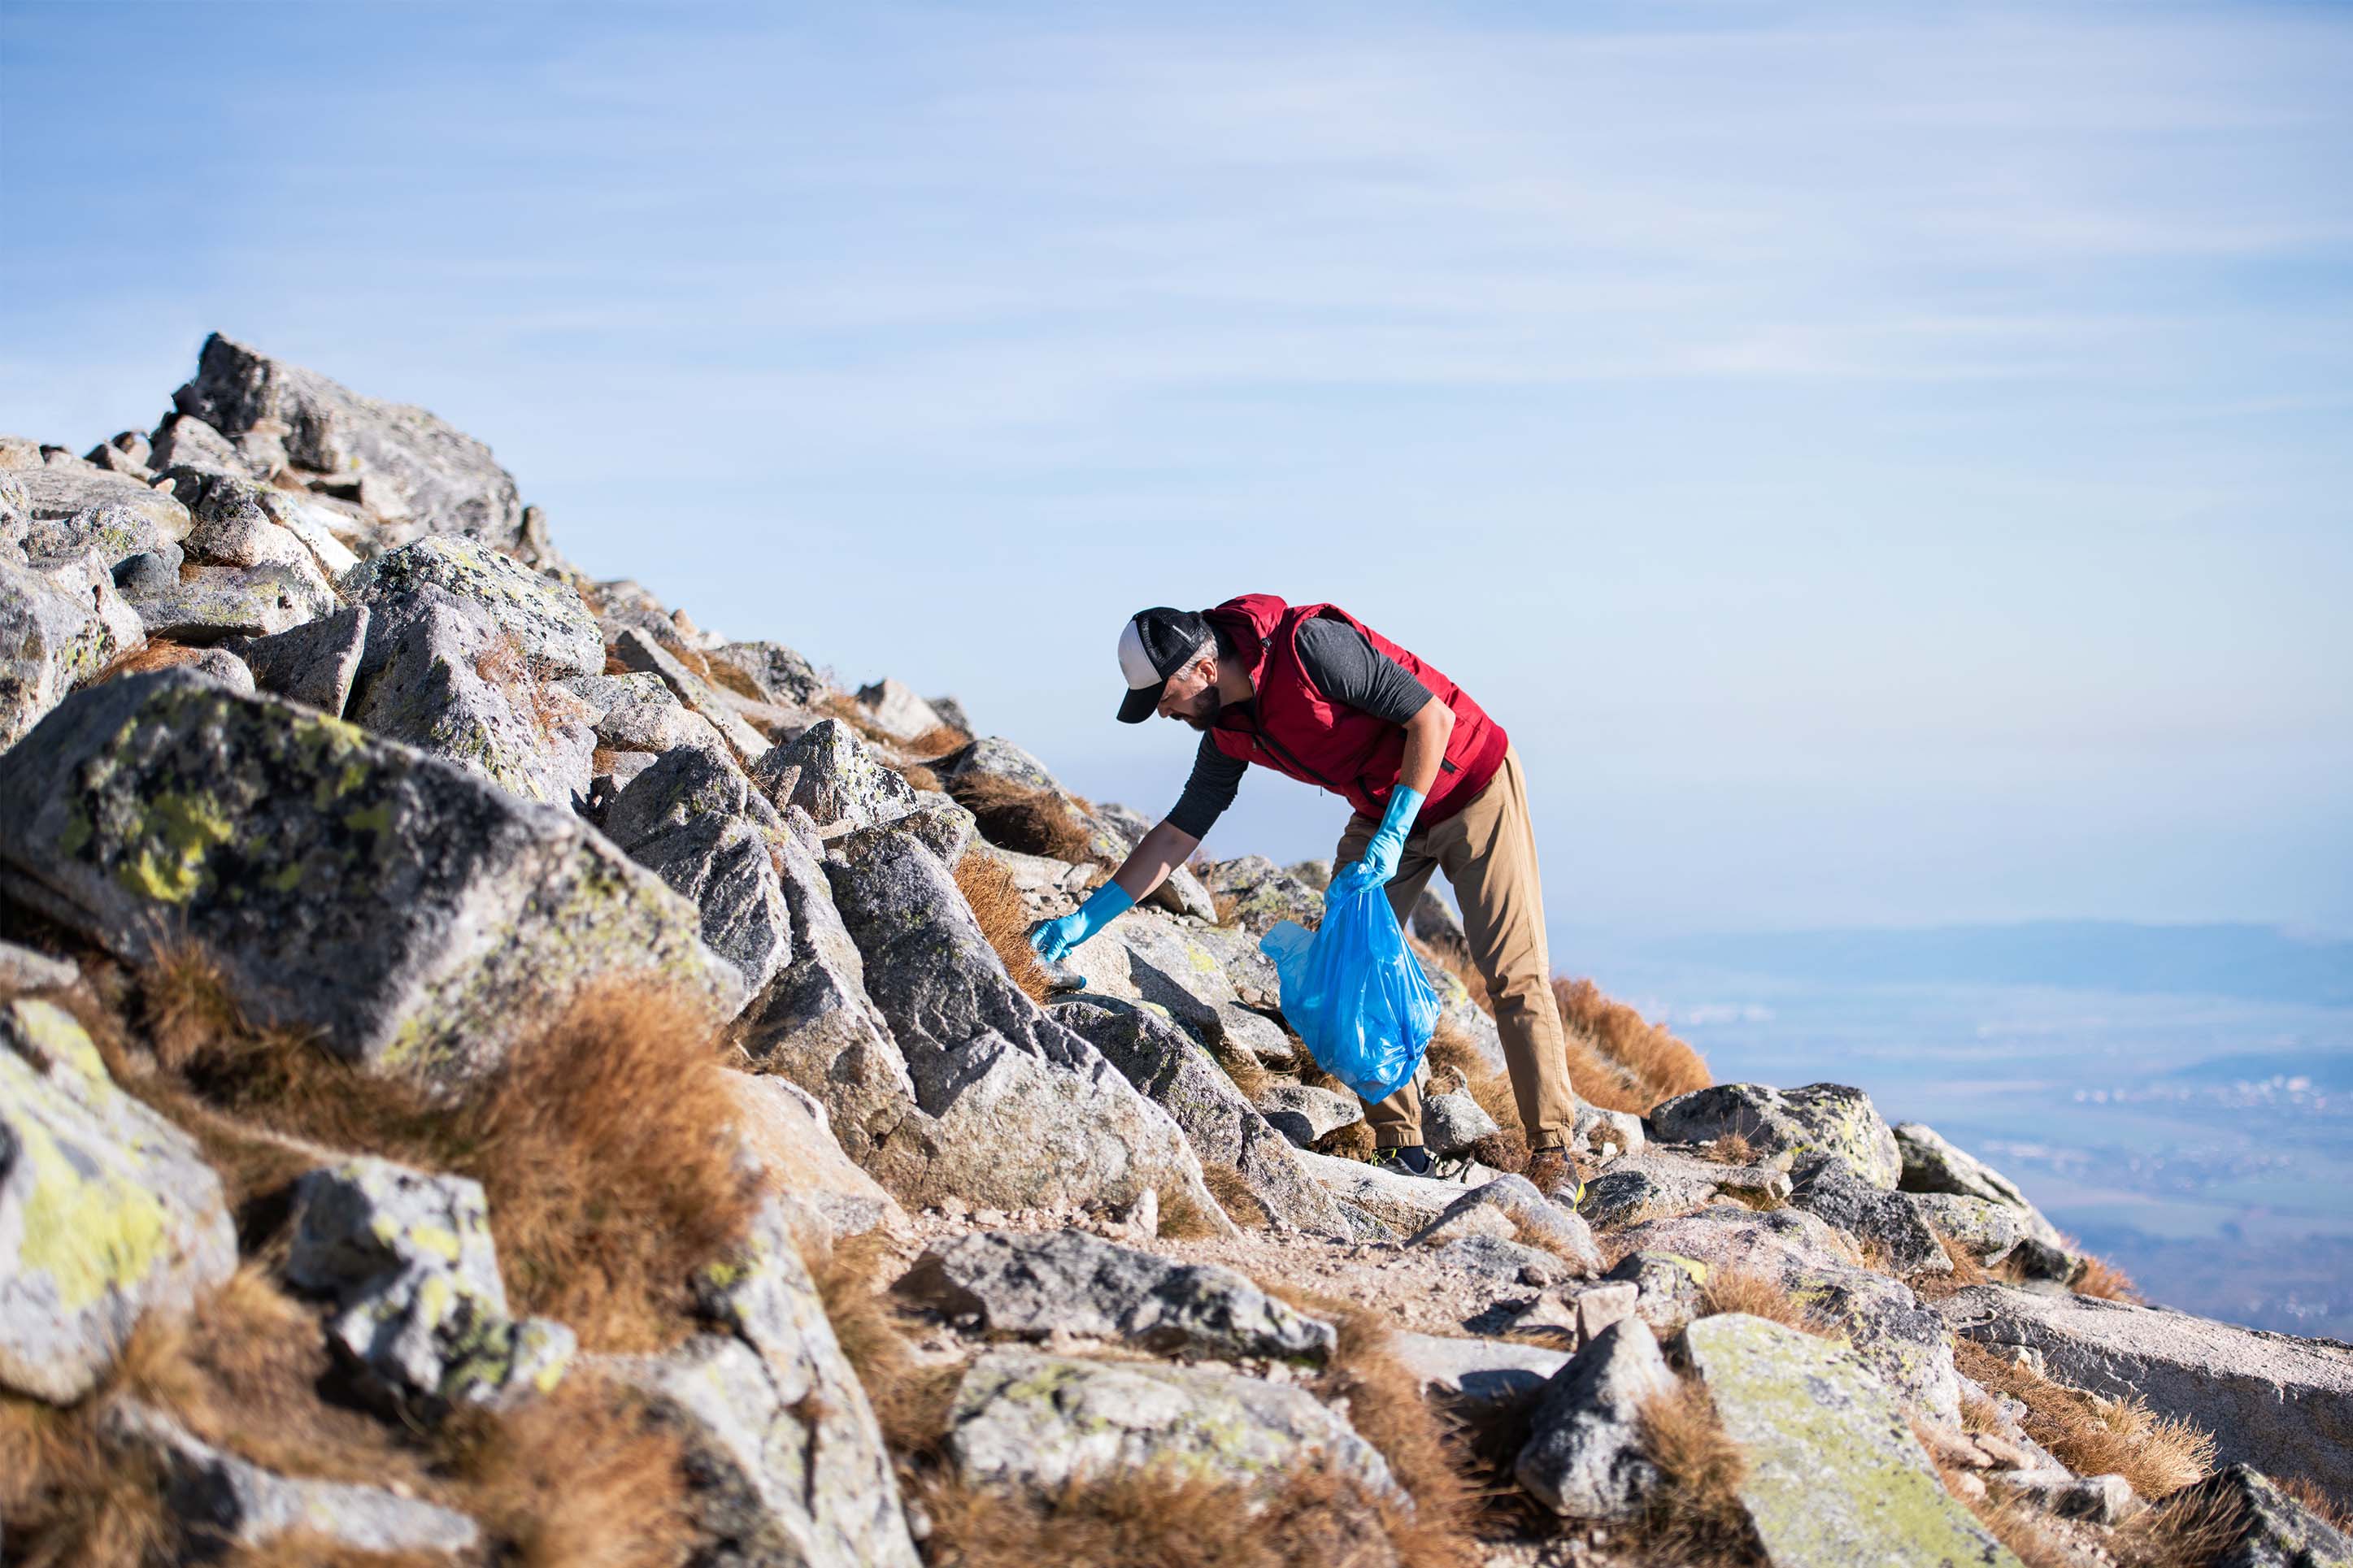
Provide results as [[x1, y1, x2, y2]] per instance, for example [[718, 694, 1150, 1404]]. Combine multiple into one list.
[[700, 656, 767, 701], [83, 636, 207, 687], [1555, 977, 1712, 1114], [2112, 1479, 2257, 1568], [213, 1538, 455, 1568], [1633, 1376, 1759, 1564], [1912, 1232, 1992, 1301], [894, 762, 943, 793], [1200, 1162, 1272, 1228], [1923, 1453, 2075, 1568], [944, 772, 1100, 863], [122, 950, 758, 1353], [1306, 1308, 1483, 1566], [1953, 1339, 2215, 1501], [915, 1459, 1408, 1568], [1705, 1131, 1757, 1166], [1695, 1270, 1835, 1340], [820, 691, 905, 747], [0, 1390, 171, 1568], [1207, 1031, 1271, 1101], [1428, 1019, 1529, 1175], [954, 853, 1054, 1003], [813, 1236, 963, 1457], [1157, 1180, 1233, 1240], [441, 1375, 694, 1568], [2278, 1475, 2353, 1534], [1211, 888, 1242, 927], [904, 722, 972, 757], [2068, 1253, 2142, 1303]]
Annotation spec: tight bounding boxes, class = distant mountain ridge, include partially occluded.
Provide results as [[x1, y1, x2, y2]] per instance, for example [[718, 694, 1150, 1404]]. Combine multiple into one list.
[[1642, 921, 2353, 1007]]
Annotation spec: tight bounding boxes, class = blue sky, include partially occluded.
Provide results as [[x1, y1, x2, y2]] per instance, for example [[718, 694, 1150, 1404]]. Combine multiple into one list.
[[4, 1, 2349, 937]]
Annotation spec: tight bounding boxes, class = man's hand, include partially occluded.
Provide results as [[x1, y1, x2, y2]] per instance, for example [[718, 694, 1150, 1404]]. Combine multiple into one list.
[[1326, 784, 1424, 900], [1028, 879, 1137, 964]]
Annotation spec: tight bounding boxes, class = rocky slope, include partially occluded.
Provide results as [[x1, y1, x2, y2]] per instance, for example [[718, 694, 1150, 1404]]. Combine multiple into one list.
[[2, 335, 2348, 1567]]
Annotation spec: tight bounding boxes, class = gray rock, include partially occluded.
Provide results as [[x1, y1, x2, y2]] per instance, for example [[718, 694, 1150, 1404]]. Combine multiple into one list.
[[19, 497, 177, 568], [1256, 1082, 1364, 1149], [233, 603, 369, 715], [0, 997, 237, 1402], [1574, 1105, 1645, 1161], [854, 675, 946, 741], [7, 458, 194, 554], [121, 558, 337, 642], [946, 1349, 1394, 1499], [1410, 1175, 1603, 1276], [1907, 1193, 2026, 1266], [898, 788, 978, 867], [1433, 1233, 1581, 1289], [1294, 1148, 1465, 1233], [1197, 853, 1324, 936], [1684, 1313, 2019, 1566], [149, 412, 254, 477], [602, 743, 779, 850], [1578, 1155, 1742, 1229], [1787, 1153, 1949, 1276], [1894, 1122, 2067, 1249], [171, 471, 327, 575], [103, 1399, 481, 1557], [898, 1228, 1333, 1361], [1612, 1207, 1962, 1420], [1393, 1330, 1569, 1417], [606, 1201, 922, 1568], [0, 671, 741, 1084], [2148, 1464, 2353, 1568], [737, 827, 920, 1170], [752, 718, 920, 830], [587, 681, 724, 758], [1999, 1471, 2140, 1524], [1514, 1318, 1677, 1518], [1650, 1081, 1903, 1189], [1940, 1284, 2353, 1501], [723, 1071, 907, 1250], [707, 639, 830, 706], [347, 586, 594, 809], [287, 1157, 573, 1411], [0, 557, 138, 748], [85, 432, 151, 473], [1423, 1085, 1502, 1158], [1605, 1251, 1713, 1335], [939, 735, 1129, 864], [824, 823, 1224, 1222], [611, 627, 772, 759], [344, 534, 602, 678], [0, 938, 76, 991], [1056, 997, 1350, 1236], [170, 332, 528, 549], [625, 814, 791, 999]]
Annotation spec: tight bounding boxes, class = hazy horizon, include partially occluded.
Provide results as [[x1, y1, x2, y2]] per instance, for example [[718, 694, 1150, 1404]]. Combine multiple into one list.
[[6, 0, 2348, 939]]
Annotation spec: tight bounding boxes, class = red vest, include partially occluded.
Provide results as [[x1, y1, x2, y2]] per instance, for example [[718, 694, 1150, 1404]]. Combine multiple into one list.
[[1202, 594, 1509, 827]]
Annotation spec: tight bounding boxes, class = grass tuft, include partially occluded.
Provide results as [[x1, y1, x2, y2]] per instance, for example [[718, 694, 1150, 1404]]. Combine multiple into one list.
[[1695, 1272, 1835, 1340], [441, 1375, 694, 1568], [1200, 1162, 1272, 1229], [1952, 1339, 2214, 1501], [1705, 1131, 1756, 1166], [83, 636, 208, 688], [1554, 977, 1712, 1114], [1633, 1375, 1759, 1564], [2068, 1253, 2142, 1303], [953, 853, 1054, 1003], [943, 772, 1101, 863]]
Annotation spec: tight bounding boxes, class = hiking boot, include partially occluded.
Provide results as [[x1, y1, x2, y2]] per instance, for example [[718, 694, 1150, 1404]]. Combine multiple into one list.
[[1524, 1146, 1587, 1205], [1370, 1145, 1437, 1179]]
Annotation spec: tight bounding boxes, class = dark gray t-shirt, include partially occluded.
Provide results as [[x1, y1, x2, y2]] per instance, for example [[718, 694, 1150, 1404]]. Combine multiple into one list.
[[1166, 617, 1433, 840]]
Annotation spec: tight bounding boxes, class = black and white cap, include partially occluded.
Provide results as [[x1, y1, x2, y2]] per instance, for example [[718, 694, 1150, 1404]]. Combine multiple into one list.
[[1116, 606, 1212, 723]]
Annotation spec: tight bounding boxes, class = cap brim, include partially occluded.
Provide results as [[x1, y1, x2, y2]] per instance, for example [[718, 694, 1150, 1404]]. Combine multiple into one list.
[[1116, 683, 1163, 724]]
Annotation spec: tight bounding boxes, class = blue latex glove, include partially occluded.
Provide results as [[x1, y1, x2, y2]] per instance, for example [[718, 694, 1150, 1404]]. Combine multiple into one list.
[[1029, 879, 1136, 965], [1327, 784, 1424, 900]]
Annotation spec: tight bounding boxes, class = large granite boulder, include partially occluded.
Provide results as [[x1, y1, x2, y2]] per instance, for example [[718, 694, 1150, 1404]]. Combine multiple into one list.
[[1055, 995, 1350, 1236], [1650, 1083, 1903, 1190], [611, 628, 771, 759], [600, 748, 792, 999], [898, 1229, 1334, 1362], [1197, 854, 1325, 936], [1062, 906, 1294, 1065], [346, 585, 595, 809], [1684, 1313, 2020, 1567], [1939, 1285, 2353, 1501], [752, 717, 918, 830], [168, 333, 528, 549], [823, 823, 1225, 1222], [1894, 1123, 2067, 1249], [1514, 1318, 1677, 1518], [939, 736, 1129, 865], [1407, 1175, 1603, 1275], [603, 1201, 922, 1568], [4, 453, 193, 562], [234, 604, 370, 716], [736, 827, 921, 1169], [344, 534, 602, 678], [286, 1157, 573, 1413], [707, 640, 830, 707], [0, 997, 237, 1402], [0, 555, 140, 749], [1787, 1153, 1948, 1276], [946, 1349, 1394, 1499], [0, 672, 741, 1084]]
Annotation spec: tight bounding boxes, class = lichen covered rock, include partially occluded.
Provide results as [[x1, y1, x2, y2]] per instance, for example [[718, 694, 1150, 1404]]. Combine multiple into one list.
[[1684, 1313, 2020, 1567], [0, 997, 237, 1402], [0, 671, 742, 1084], [0, 556, 139, 749], [1651, 1082, 1903, 1190]]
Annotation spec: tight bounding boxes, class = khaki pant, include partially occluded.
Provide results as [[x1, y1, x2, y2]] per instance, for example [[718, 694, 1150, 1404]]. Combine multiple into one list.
[[1334, 745, 1577, 1151]]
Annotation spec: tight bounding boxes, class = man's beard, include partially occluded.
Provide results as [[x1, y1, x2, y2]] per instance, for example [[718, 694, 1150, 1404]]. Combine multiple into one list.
[[1180, 684, 1224, 732]]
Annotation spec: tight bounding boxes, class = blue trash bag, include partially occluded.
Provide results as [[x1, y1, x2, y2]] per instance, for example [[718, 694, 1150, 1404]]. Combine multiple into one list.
[[1259, 884, 1442, 1103]]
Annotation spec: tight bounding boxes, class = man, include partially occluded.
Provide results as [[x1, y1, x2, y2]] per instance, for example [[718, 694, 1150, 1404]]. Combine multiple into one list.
[[1029, 595, 1584, 1197]]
